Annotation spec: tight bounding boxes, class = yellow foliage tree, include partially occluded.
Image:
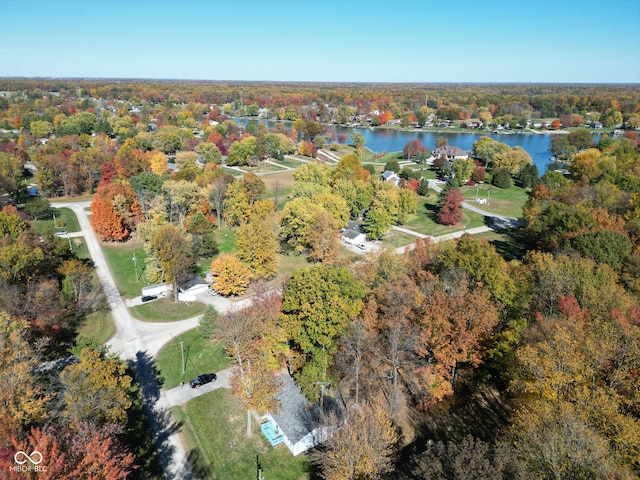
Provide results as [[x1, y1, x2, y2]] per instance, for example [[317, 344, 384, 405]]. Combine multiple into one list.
[[147, 149, 168, 175], [210, 253, 251, 296]]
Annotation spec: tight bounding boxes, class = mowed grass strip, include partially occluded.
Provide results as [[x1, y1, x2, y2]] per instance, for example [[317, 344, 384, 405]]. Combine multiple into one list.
[[130, 297, 209, 322], [155, 329, 230, 388], [31, 207, 81, 235], [172, 390, 312, 480], [100, 240, 147, 299]]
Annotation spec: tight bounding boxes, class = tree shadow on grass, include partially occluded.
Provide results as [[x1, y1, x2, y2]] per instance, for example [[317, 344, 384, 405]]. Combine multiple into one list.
[[131, 351, 208, 480]]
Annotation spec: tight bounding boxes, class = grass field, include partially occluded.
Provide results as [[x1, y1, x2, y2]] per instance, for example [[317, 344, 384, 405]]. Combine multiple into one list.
[[380, 229, 421, 250], [404, 196, 485, 236], [459, 183, 528, 218], [130, 297, 209, 322], [172, 390, 312, 480], [155, 329, 230, 389], [215, 227, 237, 254], [78, 310, 115, 344], [31, 207, 81, 235], [101, 239, 148, 299]]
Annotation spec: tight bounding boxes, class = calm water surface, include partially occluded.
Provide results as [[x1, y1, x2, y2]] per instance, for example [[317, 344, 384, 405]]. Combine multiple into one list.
[[234, 119, 598, 173]]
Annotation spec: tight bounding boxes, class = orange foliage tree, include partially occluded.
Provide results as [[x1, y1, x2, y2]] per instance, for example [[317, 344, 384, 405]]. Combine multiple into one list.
[[90, 182, 142, 241]]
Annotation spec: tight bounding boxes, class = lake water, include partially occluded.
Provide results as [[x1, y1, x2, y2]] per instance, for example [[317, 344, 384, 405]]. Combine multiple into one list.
[[234, 118, 597, 173]]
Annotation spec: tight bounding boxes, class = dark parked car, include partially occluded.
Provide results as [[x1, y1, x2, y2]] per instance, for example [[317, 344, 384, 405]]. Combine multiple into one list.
[[141, 295, 157, 303], [190, 373, 217, 388]]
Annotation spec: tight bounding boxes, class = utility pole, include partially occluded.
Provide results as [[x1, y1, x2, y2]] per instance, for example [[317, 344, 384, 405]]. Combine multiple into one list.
[[180, 341, 185, 374], [132, 253, 139, 283]]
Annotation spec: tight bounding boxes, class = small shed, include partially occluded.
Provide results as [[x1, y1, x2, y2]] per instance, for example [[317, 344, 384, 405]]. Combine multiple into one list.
[[381, 170, 400, 186]]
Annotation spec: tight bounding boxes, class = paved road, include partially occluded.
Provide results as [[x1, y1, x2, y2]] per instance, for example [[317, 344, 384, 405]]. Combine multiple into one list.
[[52, 201, 205, 479], [164, 367, 234, 407]]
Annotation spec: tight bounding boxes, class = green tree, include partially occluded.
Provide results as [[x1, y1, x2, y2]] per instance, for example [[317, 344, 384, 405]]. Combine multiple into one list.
[[491, 168, 512, 189], [569, 230, 632, 271], [281, 265, 365, 399], [364, 199, 393, 240], [350, 132, 365, 154], [279, 196, 324, 254], [195, 141, 223, 164], [384, 159, 400, 173], [227, 137, 257, 166]]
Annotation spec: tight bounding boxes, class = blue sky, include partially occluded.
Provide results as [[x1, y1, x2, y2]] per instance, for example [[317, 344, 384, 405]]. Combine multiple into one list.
[[2, 0, 639, 83]]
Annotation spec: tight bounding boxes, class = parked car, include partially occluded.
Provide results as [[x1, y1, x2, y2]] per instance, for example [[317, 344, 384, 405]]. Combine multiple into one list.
[[357, 244, 366, 250], [207, 286, 218, 296], [141, 295, 157, 302], [190, 373, 217, 388]]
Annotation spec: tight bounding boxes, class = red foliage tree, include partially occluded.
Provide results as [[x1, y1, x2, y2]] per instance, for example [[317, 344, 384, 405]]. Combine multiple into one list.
[[1, 422, 136, 480], [471, 167, 486, 182], [437, 188, 464, 226], [403, 138, 426, 159], [97, 162, 118, 187], [550, 119, 561, 130]]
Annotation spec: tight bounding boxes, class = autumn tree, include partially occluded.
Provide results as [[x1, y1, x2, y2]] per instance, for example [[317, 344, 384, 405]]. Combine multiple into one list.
[[209, 253, 251, 296], [90, 182, 142, 241], [314, 404, 398, 480], [223, 180, 250, 226], [403, 138, 426, 160], [281, 265, 365, 400], [436, 188, 464, 225], [416, 280, 499, 403], [307, 209, 340, 264], [236, 218, 278, 279], [150, 224, 194, 301], [213, 292, 284, 433], [59, 347, 133, 425], [242, 172, 265, 206], [350, 132, 365, 154], [0, 313, 48, 440]]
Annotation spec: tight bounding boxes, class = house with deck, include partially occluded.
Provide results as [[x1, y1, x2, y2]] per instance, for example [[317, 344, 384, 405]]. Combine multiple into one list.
[[260, 374, 343, 455]]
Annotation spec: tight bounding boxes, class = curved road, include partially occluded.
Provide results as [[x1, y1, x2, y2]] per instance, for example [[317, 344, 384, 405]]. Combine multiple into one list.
[[53, 201, 245, 479]]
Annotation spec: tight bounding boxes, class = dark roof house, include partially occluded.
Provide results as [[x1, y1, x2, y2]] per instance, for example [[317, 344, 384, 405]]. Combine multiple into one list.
[[261, 374, 343, 455]]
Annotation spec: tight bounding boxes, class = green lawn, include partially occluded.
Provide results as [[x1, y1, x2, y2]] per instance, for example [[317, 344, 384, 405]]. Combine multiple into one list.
[[155, 329, 230, 389], [31, 207, 81, 235], [71, 236, 90, 259], [276, 158, 304, 169], [172, 390, 312, 479], [221, 166, 246, 177], [459, 184, 528, 218], [215, 228, 237, 253], [78, 310, 115, 345], [241, 162, 288, 174], [130, 297, 209, 322], [404, 196, 485, 236], [101, 240, 148, 299], [380, 229, 421, 250]]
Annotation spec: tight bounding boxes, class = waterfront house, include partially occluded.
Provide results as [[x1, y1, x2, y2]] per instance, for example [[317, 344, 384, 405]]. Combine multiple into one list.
[[381, 170, 400, 186], [433, 145, 469, 161]]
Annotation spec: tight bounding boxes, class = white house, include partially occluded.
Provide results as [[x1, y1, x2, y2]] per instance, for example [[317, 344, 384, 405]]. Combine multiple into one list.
[[381, 170, 400, 186], [260, 374, 342, 456], [341, 221, 366, 245]]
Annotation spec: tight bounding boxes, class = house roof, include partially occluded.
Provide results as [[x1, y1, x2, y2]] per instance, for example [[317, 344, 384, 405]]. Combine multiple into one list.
[[343, 229, 365, 240], [271, 374, 343, 446], [433, 145, 469, 158], [381, 170, 400, 181]]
